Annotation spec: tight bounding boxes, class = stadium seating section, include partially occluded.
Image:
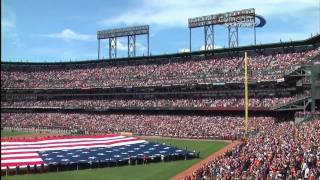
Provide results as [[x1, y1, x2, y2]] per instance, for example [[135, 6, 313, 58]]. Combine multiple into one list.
[[1, 44, 320, 178]]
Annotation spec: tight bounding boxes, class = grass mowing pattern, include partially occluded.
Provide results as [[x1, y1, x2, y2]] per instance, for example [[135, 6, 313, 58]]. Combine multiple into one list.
[[1, 130, 32, 137], [2, 137, 228, 180]]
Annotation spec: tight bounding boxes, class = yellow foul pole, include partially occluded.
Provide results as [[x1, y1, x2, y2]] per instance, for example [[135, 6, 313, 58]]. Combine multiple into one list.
[[244, 51, 249, 138]]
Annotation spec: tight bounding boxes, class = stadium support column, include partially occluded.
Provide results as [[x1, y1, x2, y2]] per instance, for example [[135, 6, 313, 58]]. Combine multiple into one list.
[[189, 28, 192, 52], [115, 38, 117, 58], [147, 32, 150, 56], [244, 51, 249, 138], [128, 35, 136, 58], [204, 27, 206, 50], [109, 37, 117, 59], [204, 25, 214, 50], [254, 26, 256, 45], [98, 39, 100, 60], [109, 38, 111, 59], [228, 26, 239, 48], [311, 61, 320, 112]]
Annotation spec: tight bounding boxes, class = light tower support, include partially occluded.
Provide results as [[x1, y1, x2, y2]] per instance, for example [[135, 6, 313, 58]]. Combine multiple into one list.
[[97, 39, 100, 60], [228, 26, 239, 48], [204, 25, 214, 50], [128, 35, 136, 57], [109, 37, 117, 59]]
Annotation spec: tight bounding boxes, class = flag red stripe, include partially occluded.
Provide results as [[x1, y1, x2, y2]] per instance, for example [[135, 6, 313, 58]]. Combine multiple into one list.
[[1, 151, 39, 155], [1, 156, 40, 161], [1, 161, 44, 168]]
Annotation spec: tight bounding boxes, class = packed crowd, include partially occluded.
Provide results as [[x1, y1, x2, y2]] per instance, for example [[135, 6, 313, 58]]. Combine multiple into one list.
[[1, 97, 296, 109], [2, 49, 318, 89], [3, 111, 319, 178], [1, 113, 275, 140], [187, 119, 320, 179]]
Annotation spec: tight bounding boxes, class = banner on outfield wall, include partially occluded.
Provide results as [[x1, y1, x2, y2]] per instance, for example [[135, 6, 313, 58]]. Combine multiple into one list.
[[277, 78, 285, 82], [121, 132, 133, 136]]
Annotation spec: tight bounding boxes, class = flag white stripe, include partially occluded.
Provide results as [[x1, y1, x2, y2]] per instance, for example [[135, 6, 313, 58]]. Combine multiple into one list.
[[107, 140, 147, 147], [2, 137, 130, 149], [1, 136, 125, 146], [2, 138, 146, 153]]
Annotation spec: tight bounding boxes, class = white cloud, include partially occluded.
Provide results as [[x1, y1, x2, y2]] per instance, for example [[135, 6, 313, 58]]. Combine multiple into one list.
[[136, 42, 147, 54], [99, 0, 317, 28], [200, 44, 222, 51], [260, 32, 313, 42], [1, 17, 15, 30], [1, 5, 16, 32], [43, 29, 96, 41], [104, 39, 147, 53], [114, 40, 127, 51], [1, 4, 23, 47], [178, 48, 190, 53], [28, 46, 97, 61], [241, 31, 316, 45]]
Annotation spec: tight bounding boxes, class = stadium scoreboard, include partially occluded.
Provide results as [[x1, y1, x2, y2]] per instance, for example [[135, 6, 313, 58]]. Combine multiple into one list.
[[188, 8, 256, 28], [187, 8, 266, 50], [97, 25, 149, 39]]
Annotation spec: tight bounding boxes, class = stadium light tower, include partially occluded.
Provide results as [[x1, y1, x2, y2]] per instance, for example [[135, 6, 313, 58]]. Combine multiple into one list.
[[188, 8, 266, 50], [97, 25, 149, 59]]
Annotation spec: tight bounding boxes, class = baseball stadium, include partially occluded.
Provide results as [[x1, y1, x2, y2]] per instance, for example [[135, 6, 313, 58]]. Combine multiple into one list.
[[1, 0, 320, 179]]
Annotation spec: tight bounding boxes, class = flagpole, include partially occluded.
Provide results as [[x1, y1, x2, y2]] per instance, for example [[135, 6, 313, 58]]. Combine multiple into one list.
[[244, 51, 249, 138]]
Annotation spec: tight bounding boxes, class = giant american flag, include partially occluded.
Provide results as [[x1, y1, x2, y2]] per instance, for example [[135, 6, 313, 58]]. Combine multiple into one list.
[[1, 134, 190, 170]]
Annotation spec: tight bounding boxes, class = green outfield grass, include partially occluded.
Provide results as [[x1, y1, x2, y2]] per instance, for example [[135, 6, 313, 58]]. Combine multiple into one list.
[[2, 136, 228, 180], [1, 130, 32, 137]]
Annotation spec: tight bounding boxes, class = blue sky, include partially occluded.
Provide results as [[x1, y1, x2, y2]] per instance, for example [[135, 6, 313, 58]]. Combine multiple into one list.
[[1, 0, 319, 62]]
